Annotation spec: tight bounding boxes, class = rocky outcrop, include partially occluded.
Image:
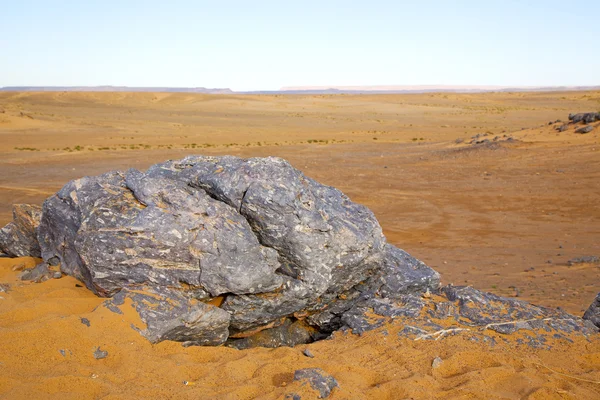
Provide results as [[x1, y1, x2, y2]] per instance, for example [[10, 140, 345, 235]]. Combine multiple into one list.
[[568, 112, 600, 124], [0, 204, 42, 257], [105, 286, 231, 346], [2, 155, 595, 349], [557, 112, 600, 133], [8, 155, 439, 347], [584, 293, 600, 329], [340, 285, 598, 348]]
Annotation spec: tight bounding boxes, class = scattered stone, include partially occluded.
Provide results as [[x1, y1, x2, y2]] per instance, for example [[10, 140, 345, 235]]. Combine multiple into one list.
[[569, 112, 600, 124], [454, 138, 464, 144], [20, 263, 51, 283], [0, 204, 42, 257], [284, 394, 301, 400], [93, 347, 108, 359], [81, 318, 91, 327], [52, 271, 62, 279], [432, 356, 443, 368], [59, 349, 66, 357], [556, 124, 569, 132], [294, 368, 339, 399], [583, 293, 600, 329], [575, 125, 594, 134], [303, 348, 315, 358], [0, 283, 9, 293], [568, 256, 599, 266]]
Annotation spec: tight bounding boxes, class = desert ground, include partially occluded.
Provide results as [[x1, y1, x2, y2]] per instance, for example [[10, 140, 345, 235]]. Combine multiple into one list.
[[0, 91, 599, 399]]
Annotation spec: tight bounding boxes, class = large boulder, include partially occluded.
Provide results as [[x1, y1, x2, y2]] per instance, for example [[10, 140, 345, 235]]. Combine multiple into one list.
[[0, 204, 42, 257], [25, 155, 440, 346]]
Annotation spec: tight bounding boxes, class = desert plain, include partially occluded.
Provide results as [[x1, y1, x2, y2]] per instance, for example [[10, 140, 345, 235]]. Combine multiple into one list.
[[0, 90, 599, 399]]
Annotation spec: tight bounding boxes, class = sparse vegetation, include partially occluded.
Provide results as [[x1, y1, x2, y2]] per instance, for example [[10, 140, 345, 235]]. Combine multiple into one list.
[[14, 147, 40, 151]]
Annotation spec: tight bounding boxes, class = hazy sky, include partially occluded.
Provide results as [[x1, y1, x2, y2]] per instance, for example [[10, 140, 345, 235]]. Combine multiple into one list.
[[1, 0, 599, 90]]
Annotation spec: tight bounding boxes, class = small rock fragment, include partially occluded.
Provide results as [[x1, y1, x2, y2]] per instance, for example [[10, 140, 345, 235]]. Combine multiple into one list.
[[52, 271, 62, 279], [294, 368, 339, 399], [303, 348, 315, 358], [93, 347, 108, 360], [0, 204, 42, 257], [568, 256, 599, 266], [432, 356, 443, 368], [0, 283, 9, 293], [59, 349, 66, 357], [20, 263, 51, 282], [81, 318, 91, 327], [575, 125, 594, 134]]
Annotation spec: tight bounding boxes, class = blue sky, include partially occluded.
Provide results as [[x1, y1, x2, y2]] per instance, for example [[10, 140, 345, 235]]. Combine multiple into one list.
[[1, 0, 598, 90]]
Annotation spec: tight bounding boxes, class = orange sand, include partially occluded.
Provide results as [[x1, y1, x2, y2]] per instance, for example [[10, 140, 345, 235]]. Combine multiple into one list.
[[1, 258, 599, 399], [0, 91, 599, 398]]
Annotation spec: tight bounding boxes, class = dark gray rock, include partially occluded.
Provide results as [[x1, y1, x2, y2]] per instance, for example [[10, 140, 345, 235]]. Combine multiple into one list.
[[81, 317, 91, 327], [303, 348, 315, 358], [583, 293, 600, 329], [575, 125, 594, 134], [304, 245, 439, 334], [104, 286, 231, 346], [556, 124, 570, 132], [294, 368, 339, 398], [93, 347, 108, 359], [395, 286, 599, 347], [569, 112, 600, 124], [18, 154, 594, 350], [583, 113, 600, 123], [20, 262, 51, 282], [0, 204, 42, 257], [568, 256, 599, 265], [38, 169, 282, 297], [376, 245, 440, 298], [35, 155, 395, 344]]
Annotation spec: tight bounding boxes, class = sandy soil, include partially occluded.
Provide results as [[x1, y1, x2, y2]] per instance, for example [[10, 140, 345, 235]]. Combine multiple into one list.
[[0, 91, 599, 398], [1, 257, 599, 399]]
